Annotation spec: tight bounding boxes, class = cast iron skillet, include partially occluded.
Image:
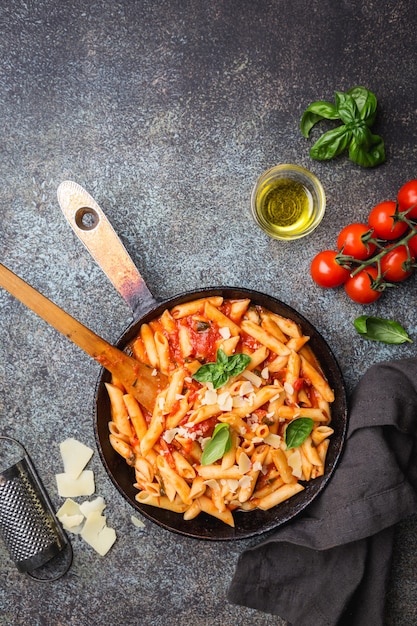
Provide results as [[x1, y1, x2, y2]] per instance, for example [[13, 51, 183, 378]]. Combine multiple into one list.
[[58, 181, 348, 541]]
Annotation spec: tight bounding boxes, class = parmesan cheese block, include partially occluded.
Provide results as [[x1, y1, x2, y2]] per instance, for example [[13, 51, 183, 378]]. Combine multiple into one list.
[[59, 438, 94, 479], [56, 497, 82, 518], [81, 511, 116, 556], [79, 496, 106, 517], [59, 513, 85, 532], [131, 515, 145, 529], [55, 469, 95, 498], [56, 498, 85, 533]]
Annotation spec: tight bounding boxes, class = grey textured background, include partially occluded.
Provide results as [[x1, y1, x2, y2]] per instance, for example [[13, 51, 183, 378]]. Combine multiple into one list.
[[1, 1, 417, 624]]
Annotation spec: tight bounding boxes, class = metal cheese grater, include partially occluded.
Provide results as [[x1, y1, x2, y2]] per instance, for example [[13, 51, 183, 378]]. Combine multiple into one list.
[[0, 435, 72, 581]]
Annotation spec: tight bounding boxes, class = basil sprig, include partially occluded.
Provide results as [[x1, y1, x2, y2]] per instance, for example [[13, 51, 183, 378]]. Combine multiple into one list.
[[354, 316, 413, 344], [284, 418, 314, 449], [201, 423, 232, 465], [300, 86, 385, 168], [193, 349, 251, 389]]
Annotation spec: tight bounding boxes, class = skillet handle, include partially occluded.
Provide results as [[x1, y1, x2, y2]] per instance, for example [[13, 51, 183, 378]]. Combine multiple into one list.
[[57, 181, 157, 318]]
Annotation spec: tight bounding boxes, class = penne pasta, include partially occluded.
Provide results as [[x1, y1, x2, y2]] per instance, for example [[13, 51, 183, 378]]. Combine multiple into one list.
[[172, 450, 196, 480], [140, 392, 167, 457], [284, 350, 301, 406], [196, 464, 243, 481], [240, 320, 291, 356], [277, 406, 329, 421], [109, 434, 135, 465], [105, 296, 336, 527], [271, 448, 297, 484], [268, 313, 302, 338], [171, 296, 224, 319], [228, 298, 251, 322], [154, 331, 171, 375], [204, 302, 241, 336], [123, 393, 148, 441], [196, 495, 235, 527], [300, 355, 335, 403], [105, 383, 132, 439], [135, 492, 188, 513], [140, 323, 159, 368], [156, 455, 192, 505], [255, 482, 305, 510], [163, 367, 187, 414]]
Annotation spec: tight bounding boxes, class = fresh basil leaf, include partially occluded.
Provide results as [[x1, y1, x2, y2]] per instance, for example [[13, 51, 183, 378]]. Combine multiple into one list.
[[354, 316, 413, 344], [335, 91, 359, 125], [193, 349, 251, 389], [348, 133, 385, 167], [350, 122, 372, 148], [192, 362, 218, 384], [284, 418, 314, 449], [309, 126, 351, 160], [353, 315, 368, 336], [223, 352, 251, 375], [347, 86, 377, 124], [201, 423, 232, 465], [300, 101, 340, 137], [301, 86, 385, 168], [212, 369, 229, 389], [217, 348, 229, 367]]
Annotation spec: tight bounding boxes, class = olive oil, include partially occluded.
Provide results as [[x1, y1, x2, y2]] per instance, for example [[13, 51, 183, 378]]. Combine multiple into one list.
[[257, 178, 314, 237], [251, 165, 325, 240]]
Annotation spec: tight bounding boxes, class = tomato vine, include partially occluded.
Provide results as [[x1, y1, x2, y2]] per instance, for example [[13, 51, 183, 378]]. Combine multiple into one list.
[[310, 179, 417, 304]]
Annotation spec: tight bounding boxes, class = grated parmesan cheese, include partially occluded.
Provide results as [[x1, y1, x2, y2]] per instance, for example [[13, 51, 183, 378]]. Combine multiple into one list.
[[162, 428, 178, 444], [238, 475, 252, 490], [284, 382, 294, 395], [241, 370, 262, 388], [232, 396, 246, 408], [264, 433, 282, 448], [219, 326, 231, 339], [239, 381, 254, 396], [203, 479, 220, 491], [217, 391, 233, 411], [202, 389, 218, 406], [287, 449, 303, 479], [238, 452, 251, 474], [261, 367, 269, 379]]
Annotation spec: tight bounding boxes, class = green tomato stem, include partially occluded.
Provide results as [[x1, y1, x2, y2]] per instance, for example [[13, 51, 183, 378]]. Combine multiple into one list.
[[345, 208, 417, 285]]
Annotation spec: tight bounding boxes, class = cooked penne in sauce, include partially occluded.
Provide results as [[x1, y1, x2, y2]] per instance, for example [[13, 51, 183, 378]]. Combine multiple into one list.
[[107, 297, 335, 527]]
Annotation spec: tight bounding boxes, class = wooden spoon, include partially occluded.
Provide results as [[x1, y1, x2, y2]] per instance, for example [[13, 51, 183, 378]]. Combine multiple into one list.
[[0, 262, 167, 412]]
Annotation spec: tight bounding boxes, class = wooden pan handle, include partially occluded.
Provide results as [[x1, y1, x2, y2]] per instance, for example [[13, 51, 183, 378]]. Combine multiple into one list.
[[0, 263, 166, 412], [57, 180, 157, 318]]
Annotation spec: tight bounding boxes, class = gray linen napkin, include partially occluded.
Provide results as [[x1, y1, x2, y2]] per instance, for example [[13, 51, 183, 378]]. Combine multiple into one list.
[[227, 357, 417, 625]]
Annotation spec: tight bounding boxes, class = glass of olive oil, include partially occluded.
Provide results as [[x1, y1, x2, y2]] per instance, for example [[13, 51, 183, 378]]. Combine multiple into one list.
[[251, 164, 326, 240]]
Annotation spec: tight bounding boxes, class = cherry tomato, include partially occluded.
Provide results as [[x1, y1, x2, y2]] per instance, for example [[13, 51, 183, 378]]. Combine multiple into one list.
[[337, 223, 376, 260], [380, 245, 414, 282], [407, 233, 417, 257], [368, 200, 408, 240], [397, 179, 417, 219], [344, 266, 382, 304], [310, 250, 350, 288]]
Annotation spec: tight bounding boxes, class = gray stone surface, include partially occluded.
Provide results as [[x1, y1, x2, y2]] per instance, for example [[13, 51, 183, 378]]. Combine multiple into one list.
[[0, 0, 416, 624]]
